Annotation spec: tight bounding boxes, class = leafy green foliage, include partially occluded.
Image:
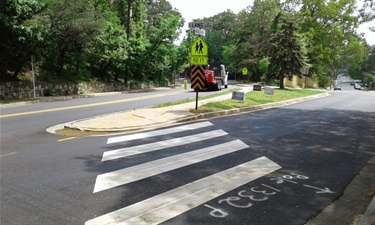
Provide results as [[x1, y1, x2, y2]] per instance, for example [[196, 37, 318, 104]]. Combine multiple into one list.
[[0, 0, 46, 79], [284, 0, 359, 76], [233, 0, 280, 79], [204, 10, 237, 64], [86, 16, 128, 81], [258, 57, 269, 75], [1, 0, 186, 84], [266, 15, 309, 89], [359, 46, 375, 86], [40, 0, 104, 79], [1, 0, 373, 88]]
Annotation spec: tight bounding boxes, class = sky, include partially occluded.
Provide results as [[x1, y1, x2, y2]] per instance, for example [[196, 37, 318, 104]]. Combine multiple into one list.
[[168, 0, 375, 46]]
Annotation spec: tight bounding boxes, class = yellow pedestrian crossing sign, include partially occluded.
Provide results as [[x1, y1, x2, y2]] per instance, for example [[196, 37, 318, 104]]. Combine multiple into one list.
[[242, 68, 248, 75], [191, 37, 208, 56]]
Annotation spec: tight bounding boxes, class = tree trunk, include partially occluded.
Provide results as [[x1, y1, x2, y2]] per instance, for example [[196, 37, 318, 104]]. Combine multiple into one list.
[[57, 49, 65, 75], [125, 67, 128, 88], [13, 64, 23, 78], [279, 74, 285, 89]]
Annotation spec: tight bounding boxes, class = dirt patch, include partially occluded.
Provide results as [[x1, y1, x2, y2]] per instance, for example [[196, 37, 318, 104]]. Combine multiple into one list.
[[55, 128, 126, 137]]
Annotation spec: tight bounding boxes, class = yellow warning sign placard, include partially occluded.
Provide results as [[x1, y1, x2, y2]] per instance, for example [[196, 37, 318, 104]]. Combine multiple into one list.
[[190, 56, 208, 65], [191, 37, 208, 57]]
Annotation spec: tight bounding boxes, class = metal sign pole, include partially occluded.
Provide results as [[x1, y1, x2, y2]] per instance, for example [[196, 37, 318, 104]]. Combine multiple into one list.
[[195, 90, 198, 110], [31, 55, 36, 98]]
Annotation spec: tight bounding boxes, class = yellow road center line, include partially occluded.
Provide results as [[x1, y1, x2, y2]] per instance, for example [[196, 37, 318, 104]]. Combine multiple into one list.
[[58, 137, 77, 142], [0, 151, 18, 158], [0, 91, 183, 118]]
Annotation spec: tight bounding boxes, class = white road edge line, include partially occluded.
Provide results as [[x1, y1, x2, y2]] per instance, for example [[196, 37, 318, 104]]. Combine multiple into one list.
[[101, 129, 228, 161], [94, 140, 248, 193], [106, 121, 213, 144], [85, 156, 281, 225]]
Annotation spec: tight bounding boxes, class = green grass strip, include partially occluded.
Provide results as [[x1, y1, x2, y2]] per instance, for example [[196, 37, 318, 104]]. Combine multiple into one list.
[[151, 88, 241, 108], [192, 89, 323, 113]]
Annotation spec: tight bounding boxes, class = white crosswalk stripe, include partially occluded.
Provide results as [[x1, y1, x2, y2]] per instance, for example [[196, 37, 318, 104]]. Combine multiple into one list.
[[87, 122, 281, 225], [101, 129, 227, 162], [106, 121, 213, 144], [94, 140, 248, 193]]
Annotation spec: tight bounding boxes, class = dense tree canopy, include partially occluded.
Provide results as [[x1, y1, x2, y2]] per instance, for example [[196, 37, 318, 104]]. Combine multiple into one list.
[[282, 0, 360, 78], [0, 0, 184, 85], [233, 0, 281, 81], [0, 0, 46, 79], [1, 0, 374, 88]]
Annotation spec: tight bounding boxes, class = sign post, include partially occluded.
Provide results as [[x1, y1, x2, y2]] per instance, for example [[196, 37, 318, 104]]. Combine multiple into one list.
[[31, 55, 36, 98], [190, 36, 208, 110]]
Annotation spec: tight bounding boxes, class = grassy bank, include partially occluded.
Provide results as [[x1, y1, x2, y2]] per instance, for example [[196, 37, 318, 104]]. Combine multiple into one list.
[[192, 89, 323, 113]]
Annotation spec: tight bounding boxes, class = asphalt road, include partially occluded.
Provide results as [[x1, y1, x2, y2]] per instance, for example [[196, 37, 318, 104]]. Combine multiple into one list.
[[1, 83, 374, 225], [0, 86, 241, 145]]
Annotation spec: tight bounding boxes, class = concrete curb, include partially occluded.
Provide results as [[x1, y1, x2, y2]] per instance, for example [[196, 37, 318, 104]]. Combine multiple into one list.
[[63, 112, 183, 133], [357, 197, 375, 225], [356, 155, 375, 225], [178, 93, 329, 123], [62, 92, 330, 132]]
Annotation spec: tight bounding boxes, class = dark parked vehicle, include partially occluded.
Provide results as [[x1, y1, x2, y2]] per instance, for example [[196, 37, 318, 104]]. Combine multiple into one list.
[[334, 85, 341, 91]]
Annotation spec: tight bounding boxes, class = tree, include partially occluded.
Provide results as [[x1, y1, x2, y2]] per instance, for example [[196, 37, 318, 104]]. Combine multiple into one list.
[[201, 10, 237, 64], [42, 0, 103, 78], [359, 46, 375, 88], [233, 0, 281, 79], [86, 15, 128, 81], [140, 0, 184, 84], [0, 0, 45, 80], [222, 44, 237, 76], [267, 15, 309, 89], [341, 38, 367, 80], [110, 0, 184, 85], [283, 0, 360, 77], [258, 57, 270, 77]]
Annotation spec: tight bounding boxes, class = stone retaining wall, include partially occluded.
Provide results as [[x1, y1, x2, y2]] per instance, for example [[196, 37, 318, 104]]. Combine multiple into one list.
[[0, 81, 166, 99]]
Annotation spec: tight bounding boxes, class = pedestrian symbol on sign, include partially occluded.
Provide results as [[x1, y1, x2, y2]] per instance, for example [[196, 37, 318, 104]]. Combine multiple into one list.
[[195, 40, 205, 54]]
